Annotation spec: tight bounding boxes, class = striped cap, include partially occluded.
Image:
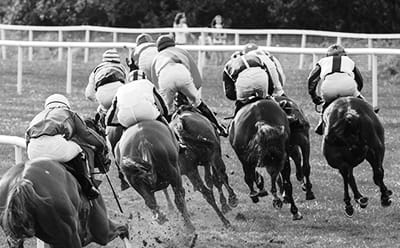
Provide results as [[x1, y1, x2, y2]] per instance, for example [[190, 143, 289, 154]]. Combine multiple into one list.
[[136, 33, 154, 46], [102, 49, 121, 63], [128, 69, 146, 82]]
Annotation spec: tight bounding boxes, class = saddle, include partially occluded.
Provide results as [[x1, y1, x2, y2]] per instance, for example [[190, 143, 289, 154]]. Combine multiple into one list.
[[234, 95, 269, 115]]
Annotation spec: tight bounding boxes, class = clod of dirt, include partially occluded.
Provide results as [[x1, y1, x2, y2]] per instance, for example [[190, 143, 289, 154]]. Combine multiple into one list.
[[235, 212, 247, 221]]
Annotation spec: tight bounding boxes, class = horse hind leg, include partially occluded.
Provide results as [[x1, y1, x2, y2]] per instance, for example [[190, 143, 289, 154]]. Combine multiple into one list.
[[280, 159, 303, 220], [339, 168, 355, 217], [186, 169, 231, 228], [170, 180, 196, 233], [212, 156, 239, 208], [298, 136, 315, 200], [348, 171, 368, 209]]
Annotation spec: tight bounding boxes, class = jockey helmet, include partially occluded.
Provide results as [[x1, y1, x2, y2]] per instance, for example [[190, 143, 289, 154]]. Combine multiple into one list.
[[136, 33, 154, 46], [44, 94, 70, 109], [128, 69, 146, 82], [243, 43, 259, 54], [102, 49, 121, 63], [156, 34, 175, 52], [326, 44, 347, 56]]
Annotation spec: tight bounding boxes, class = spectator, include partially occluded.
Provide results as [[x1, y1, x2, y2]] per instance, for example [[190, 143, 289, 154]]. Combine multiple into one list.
[[210, 15, 227, 45], [173, 12, 195, 44]]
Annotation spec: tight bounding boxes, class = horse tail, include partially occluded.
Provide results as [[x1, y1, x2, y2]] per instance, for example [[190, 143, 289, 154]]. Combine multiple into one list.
[[330, 111, 361, 144], [248, 121, 287, 166], [121, 139, 157, 185], [2, 178, 47, 242]]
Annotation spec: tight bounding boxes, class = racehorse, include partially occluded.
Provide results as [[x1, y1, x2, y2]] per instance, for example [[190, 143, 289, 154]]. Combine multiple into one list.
[[321, 96, 392, 217], [169, 104, 238, 227], [275, 95, 315, 200], [229, 97, 302, 220], [0, 118, 131, 248], [115, 120, 195, 232]]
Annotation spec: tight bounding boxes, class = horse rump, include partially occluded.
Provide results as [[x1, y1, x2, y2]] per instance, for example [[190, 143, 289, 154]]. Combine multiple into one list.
[[2, 178, 49, 243], [327, 111, 362, 147]]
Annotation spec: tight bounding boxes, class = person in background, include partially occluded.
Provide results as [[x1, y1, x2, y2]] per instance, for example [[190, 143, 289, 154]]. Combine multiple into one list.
[[25, 94, 109, 200], [173, 12, 195, 44], [207, 14, 227, 64], [308, 44, 378, 135], [151, 34, 227, 137], [127, 33, 158, 86], [85, 49, 128, 114]]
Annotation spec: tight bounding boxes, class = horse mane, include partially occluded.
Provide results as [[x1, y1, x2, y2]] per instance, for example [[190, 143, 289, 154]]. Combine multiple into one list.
[[327, 111, 362, 146], [247, 121, 286, 167], [2, 177, 50, 243]]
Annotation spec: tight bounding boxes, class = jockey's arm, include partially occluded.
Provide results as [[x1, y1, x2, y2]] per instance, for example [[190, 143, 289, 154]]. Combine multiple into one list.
[[262, 57, 284, 96], [187, 53, 203, 89], [223, 70, 237, 101], [271, 56, 286, 85], [153, 88, 169, 118], [308, 64, 322, 99], [353, 66, 363, 91], [85, 72, 97, 102], [72, 112, 106, 149]]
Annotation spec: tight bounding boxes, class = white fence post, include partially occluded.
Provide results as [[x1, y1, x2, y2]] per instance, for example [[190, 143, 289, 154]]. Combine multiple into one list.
[[113, 32, 118, 43], [234, 33, 239, 45], [58, 30, 63, 61], [84, 29, 90, 63], [368, 38, 373, 71], [298, 34, 306, 69], [28, 30, 33, 61], [266, 33, 272, 46], [67, 47, 72, 94], [336, 36, 342, 45], [1, 29, 6, 59], [372, 54, 378, 108], [197, 32, 206, 78], [17, 46, 23, 95]]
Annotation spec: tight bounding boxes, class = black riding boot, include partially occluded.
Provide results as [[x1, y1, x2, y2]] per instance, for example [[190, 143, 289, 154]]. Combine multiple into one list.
[[315, 102, 330, 135], [68, 153, 100, 200], [197, 101, 228, 137]]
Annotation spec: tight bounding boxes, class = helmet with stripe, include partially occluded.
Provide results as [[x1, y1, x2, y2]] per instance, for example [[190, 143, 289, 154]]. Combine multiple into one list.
[[128, 69, 146, 82], [156, 34, 175, 52], [243, 43, 259, 54], [326, 44, 346, 57], [102, 49, 121, 63], [44, 94, 70, 109], [136, 33, 154, 46]]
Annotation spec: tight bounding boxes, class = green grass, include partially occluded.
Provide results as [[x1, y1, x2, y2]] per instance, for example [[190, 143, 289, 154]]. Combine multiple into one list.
[[1, 50, 400, 248]]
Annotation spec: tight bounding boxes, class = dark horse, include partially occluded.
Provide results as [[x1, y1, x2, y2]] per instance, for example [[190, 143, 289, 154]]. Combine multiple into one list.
[[169, 104, 238, 227], [115, 120, 195, 232], [0, 121, 130, 247], [322, 96, 392, 217], [275, 95, 315, 200], [229, 98, 302, 220]]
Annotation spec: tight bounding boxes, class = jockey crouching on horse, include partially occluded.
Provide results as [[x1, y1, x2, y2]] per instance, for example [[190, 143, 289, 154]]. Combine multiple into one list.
[[150, 34, 228, 137], [85, 49, 128, 125], [25, 94, 109, 200], [127, 33, 158, 82], [105, 69, 171, 139], [308, 44, 378, 135]]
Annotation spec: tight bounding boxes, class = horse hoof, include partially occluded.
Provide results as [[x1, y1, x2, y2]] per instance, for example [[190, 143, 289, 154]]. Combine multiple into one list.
[[251, 195, 259, 203], [344, 206, 354, 218], [229, 195, 239, 208], [306, 191, 316, 200], [301, 183, 307, 192], [257, 189, 269, 197], [356, 197, 369, 209], [153, 213, 168, 225], [381, 198, 392, 207], [283, 196, 290, 204], [222, 204, 232, 214], [292, 212, 303, 221], [296, 173, 303, 182], [273, 199, 283, 209], [386, 189, 393, 196]]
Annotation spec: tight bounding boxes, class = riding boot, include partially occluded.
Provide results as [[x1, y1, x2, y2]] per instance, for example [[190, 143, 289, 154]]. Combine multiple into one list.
[[234, 100, 245, 115], [156, 115, 187, 153], [357, 94, 379, 113], [68, 153, 100, 200], [197, 101, 228, 137]]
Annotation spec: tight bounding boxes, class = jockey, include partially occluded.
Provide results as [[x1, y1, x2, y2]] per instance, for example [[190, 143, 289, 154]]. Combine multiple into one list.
[[127, 33, 158, 85], [151, 34, 228, 137], [308, 44, 375, 135], [242, 43, 286, 96], [222, 51, 271, 113], [85, 49, 128, 113], [106, 69, 169, 129], [25, 94, 108, 200]]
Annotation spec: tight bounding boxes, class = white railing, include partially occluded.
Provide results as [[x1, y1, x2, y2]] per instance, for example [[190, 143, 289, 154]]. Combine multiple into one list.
[[0, 135, 47, 247], [1, 24, 400, 68], [0, 39, 399, 108]]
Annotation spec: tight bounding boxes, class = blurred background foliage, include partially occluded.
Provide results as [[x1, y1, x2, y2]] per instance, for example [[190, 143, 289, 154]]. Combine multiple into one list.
[[0, 0, 399, 33]]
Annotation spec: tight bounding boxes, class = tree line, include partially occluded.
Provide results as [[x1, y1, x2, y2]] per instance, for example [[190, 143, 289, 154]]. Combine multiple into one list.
[[1, 0, 399, 33]]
